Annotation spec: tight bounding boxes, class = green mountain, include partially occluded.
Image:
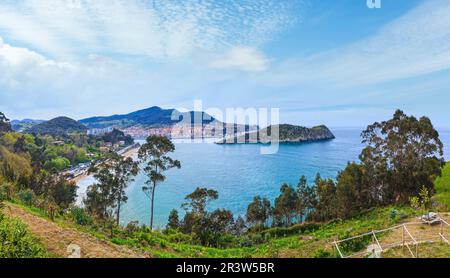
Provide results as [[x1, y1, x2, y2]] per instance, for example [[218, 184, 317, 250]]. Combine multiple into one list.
[[25, 117, 87, 136], [80, 106, 219, 129]]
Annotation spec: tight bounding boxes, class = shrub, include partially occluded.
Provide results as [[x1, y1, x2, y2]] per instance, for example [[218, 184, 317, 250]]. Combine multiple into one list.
[[0, 216, 46, 258], [390, 208, 398, 220], [259, 223, 320, 238], [0, 182, 13, 201], [17, 189, 35, 206], [337, 230, 371, 254], [124, 221, 140, 235], [69, 207, 93, 226], [314, 249, 334, 258]]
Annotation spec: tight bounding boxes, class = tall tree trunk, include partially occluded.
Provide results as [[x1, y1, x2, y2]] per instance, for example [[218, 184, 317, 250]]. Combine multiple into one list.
[[150, 182, 156, 230], [116, 199, 121, 226]]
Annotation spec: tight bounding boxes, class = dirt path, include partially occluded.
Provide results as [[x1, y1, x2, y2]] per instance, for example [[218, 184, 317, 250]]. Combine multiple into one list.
[[378, 214, 450, 248], [4, 203, 150, 258]]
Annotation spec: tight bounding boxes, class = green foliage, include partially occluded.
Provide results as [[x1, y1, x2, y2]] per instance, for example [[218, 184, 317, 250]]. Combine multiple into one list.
[[273, 184, 297, 226], [85, 153, 138, 227], [314, 249, 335, 258], [246, 196, 271, 227], [310, 174, 337, 222], [167, 209, 180, 230], [0, 145, 33, 183], [69, 207, 93, 226], [434, 162, 450, 209], [337, 230, 372, 255], [390, 208, 398, 220], [0, 215, 46, 258], [0, 182, 14, 201], [17, 189, 35, 206], [258, 223, 320, 238], [360, 109, 444, 204], [43, 157, 71, 172]]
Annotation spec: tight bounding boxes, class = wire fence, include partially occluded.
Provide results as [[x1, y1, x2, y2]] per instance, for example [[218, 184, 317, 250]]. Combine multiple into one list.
[[333, 214, 450, 258]]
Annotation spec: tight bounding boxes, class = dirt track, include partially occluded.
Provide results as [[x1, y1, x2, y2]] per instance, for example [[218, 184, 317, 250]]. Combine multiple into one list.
[[5, 203, 149, 258]]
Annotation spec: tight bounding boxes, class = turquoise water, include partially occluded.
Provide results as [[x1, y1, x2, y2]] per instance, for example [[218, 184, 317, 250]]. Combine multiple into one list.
[[77, 128, 450, 228]]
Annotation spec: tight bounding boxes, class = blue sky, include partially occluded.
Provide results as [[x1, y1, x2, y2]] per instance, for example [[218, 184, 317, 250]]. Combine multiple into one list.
[[0, 0, 449, 128]]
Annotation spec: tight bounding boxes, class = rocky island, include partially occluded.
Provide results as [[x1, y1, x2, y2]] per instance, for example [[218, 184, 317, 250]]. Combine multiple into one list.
[[216, 124, 335, 144]]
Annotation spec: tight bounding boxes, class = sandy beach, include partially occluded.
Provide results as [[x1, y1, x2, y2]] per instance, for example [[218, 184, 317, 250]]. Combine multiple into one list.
[[71, 144, 140, 183]]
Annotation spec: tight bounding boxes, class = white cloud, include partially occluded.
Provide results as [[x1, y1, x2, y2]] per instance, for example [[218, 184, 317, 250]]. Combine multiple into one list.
[[210, 46, 269, 72], [0, 0, 300, 60], [0, 37, 76, 87], [266, 0, 450, 88]]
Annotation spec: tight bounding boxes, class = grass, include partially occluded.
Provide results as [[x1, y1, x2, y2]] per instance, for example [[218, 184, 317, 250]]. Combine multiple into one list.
[[383, 242, 450, 258], [108, 206, 419, 258], [9, 198, 419, 258], [6, 182, 447, 258], [434, 162, 450, 209], [0, 212, 49, 258]]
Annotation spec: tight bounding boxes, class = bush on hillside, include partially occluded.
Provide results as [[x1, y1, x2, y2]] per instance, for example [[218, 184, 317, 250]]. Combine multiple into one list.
[[17, 189, 35, 207], [0, 216, 46, 258]]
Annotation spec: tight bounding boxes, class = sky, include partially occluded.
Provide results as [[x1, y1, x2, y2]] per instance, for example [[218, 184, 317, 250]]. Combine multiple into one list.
[[0, 0, 450, 128]]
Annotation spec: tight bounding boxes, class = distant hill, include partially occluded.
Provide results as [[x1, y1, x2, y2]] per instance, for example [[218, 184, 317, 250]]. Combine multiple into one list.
[[25, 117, 87, 136], [11, 119, 45, 132], [80, 106, 219, 129], [217, 124, 335, 144]]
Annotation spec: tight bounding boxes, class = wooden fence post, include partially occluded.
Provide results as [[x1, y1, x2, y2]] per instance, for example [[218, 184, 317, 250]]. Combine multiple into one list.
[[402, 225, 405, 253]]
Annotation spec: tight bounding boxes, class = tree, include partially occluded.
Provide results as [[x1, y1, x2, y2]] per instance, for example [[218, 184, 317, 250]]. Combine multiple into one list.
[[246, 196, 271, 227], [335, 162, 373, 219], [51, 176, 78, 210], [232, 215, 247, 236], [167, 209, 180, 230], [43, 157, 71, 172], [139, 136, 181, 230], [203, 209, 234, 247], [88, 153, 138, 226], [179, 187, 236, 247], [312, 174, 337, 221], [295, 175, 316, 224], [361, 109, 444, 204], [181, 187, 218, 233], [13, 136, 27, 153], [183, 187, 218, 215], [0, 112, 11, 133], [273, 184, 297, 226]]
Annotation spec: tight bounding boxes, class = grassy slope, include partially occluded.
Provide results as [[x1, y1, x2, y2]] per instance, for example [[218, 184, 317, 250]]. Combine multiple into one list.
[[383, 242, 450, 258], [10, 199, 416, 258], [108, 206, 419, 258], [7, 160, 449, 258], [0, 213, 49, 258], [434, 162, 450, 208]]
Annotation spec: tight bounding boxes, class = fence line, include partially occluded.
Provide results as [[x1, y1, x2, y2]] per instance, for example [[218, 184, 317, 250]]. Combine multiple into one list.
[[333, 216, 450, 258]]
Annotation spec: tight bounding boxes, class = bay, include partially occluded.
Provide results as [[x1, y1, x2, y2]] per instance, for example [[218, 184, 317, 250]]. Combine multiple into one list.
[[77, 127, 450, 228]]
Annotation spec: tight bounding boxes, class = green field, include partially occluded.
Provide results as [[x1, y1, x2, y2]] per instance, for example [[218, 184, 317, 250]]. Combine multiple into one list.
[[434, 162, 450, 208]]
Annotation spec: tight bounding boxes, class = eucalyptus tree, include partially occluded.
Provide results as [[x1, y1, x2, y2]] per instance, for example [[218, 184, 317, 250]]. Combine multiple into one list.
[[87, 152, 139, 226], [246, 195, 271, 227], [138, 135, 181, 230], [296, 175, 317, 224], [360, 109, 444, 204]]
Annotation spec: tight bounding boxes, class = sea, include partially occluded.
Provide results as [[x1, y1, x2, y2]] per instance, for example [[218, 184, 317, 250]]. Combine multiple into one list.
[[76, 127, 450, 228]]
